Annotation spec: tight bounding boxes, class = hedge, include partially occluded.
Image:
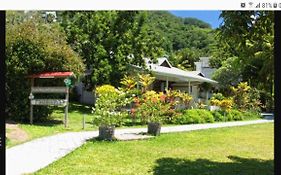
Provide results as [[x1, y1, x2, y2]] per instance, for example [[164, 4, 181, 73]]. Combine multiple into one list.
[[170, 109, 261, 125]]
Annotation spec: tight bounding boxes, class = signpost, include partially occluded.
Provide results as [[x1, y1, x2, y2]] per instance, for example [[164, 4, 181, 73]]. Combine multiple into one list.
[[31, 87, 67, 93], [28, 72, 74, 127], [31, 99, 67, 106]]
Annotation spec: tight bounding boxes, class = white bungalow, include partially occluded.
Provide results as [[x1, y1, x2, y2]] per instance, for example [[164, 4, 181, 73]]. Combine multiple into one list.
[[132, 57, 218, 103], [76, 57, 218, 104]]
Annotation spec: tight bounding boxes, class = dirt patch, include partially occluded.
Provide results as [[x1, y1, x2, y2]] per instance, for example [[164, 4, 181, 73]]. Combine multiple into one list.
[[6, 123, 29, 143]]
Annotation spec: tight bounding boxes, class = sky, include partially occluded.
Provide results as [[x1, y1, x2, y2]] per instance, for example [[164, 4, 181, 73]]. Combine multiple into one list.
[[169, 10, 223, 29]]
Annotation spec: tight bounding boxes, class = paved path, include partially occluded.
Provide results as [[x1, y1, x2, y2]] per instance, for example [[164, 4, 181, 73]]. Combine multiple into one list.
[[6, 119, 273, 175]]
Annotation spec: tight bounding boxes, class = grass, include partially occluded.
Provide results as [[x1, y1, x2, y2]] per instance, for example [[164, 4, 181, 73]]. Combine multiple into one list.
[[33, 123, 273, 175], [6, 102, 265, 148], [6, 103, 96, 148]]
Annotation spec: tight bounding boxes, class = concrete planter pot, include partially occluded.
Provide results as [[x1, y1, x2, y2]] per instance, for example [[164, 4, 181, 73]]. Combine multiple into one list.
[[147, 122, 161, 136], [98, 125, 115, 141]]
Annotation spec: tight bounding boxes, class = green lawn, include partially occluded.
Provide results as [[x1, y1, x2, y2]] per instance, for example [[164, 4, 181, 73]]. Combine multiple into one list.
[[6, 103, 96, 148], [7, 103, 147, 148], [33, 123, 273, 175], [5, 102, 264, 148]]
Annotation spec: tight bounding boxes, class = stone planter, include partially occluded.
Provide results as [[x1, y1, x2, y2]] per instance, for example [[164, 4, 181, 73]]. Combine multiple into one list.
[[147, 122, 161, 136], [98, 125, 115, 141]]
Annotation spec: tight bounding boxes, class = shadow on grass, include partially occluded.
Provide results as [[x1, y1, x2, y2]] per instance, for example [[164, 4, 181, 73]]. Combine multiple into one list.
[[31, 119, 64, 127], [68, 103, 92, 114], [28, 103, 92, 127], [50, 103, 92, 114], [153, 156, 273, 175]]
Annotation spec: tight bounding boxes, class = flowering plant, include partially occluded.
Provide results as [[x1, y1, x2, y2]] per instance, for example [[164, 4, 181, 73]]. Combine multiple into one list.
[[92, 85, 130, 126], [135, 90, 170, 124]]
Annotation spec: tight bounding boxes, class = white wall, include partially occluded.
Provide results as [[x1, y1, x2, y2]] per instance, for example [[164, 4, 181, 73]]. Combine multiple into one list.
[[75, 82, 95, 105]]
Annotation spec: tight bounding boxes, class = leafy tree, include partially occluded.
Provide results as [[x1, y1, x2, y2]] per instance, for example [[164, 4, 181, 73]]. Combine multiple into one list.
[[212, 57, 242, 90], [60, 11, 164, 90], [211, 11, 273, 93], [169, 48, 202, 70], [6, 12, 85, 121], [211, 11, 274, 111]]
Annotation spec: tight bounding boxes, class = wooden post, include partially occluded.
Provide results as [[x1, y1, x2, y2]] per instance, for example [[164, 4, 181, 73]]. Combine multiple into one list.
[[82, 114, 85, 129], [30, 78, 34, 124], [30, 103, 33, 125], [65, 87, 69, 128], [165, 77, 169, 91]]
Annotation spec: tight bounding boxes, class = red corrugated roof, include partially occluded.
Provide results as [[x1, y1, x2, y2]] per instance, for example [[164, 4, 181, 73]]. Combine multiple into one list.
[[27, 72, 74, 78]]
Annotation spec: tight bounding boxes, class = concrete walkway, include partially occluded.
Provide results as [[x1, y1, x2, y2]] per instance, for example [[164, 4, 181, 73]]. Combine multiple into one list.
[[6, 119, 273, 175]]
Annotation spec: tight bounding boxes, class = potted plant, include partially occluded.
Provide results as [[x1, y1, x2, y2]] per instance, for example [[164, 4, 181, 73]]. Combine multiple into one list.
[[136, 91, 170, 136], [93, 85, 130, 140]]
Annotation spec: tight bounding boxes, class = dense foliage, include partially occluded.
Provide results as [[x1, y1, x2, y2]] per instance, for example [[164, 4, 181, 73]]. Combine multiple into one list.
[[92, 85, 131, 126], [135, 90, 171, 124], [211, 11, 274, 111], [60, 11, 165, 89], [6, 11, 85, 121], [6, 10, 272, 124], [170, 109, 261, 125], [146, 11, 214, 52], [145, 11, 215, 70]]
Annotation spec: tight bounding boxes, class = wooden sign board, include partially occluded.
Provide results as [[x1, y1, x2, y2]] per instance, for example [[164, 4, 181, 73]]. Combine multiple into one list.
[[28, 73, 73, 127], [31, 99, 67, 106], [31, 87, 67, 93]]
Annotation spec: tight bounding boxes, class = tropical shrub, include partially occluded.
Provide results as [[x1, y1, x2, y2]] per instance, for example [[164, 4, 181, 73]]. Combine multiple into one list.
[[248, 88, 262, 112], [199, 109, 215, 123], [226, 109, 243, 121], [194, 101, 208, 109], [211, 110, 224, 121], [95, 85, 117, 96], [210, 93, 225, 106], [163, 109, 182, 124], [211, 93, 225, 101], [172, 110, 201, 124], [230, 82, 250, 110], [165, 89, 193, 109], [135, 90, 171, 124], [230, 82, 263, 112], [93, 85, 131, 126], [178, 91, 193, 109], [138, 74, 155, 93], [219, 98, 234, 112], [120, 75, 137, 91], [210, 99, 221, 106], [171, 109, 214, 124], [243, 111, 262, 120]]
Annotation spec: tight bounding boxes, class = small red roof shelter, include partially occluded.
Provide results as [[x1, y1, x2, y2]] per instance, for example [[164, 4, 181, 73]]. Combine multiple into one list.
[[27, 71, 74, 79], [27, 71, 74, 127]]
